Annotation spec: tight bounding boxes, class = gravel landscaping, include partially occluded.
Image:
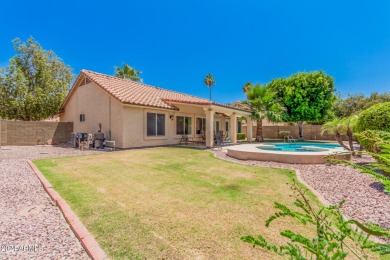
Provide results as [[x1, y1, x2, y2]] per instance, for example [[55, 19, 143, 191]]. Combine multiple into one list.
[[212, 148, 390, 231], [0, 145, 102, 259], [0, 145, 102, 160]]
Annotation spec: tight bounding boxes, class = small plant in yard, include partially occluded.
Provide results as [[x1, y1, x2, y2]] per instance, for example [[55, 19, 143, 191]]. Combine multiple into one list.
[[237, 133, 246, 140], [241, 182, 390, 259], [279, 131, 291, 138]]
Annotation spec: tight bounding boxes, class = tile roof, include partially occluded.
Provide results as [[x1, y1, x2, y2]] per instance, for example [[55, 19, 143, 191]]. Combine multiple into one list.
[[230, 101, 251, 111], [62, 70, 250, 113]]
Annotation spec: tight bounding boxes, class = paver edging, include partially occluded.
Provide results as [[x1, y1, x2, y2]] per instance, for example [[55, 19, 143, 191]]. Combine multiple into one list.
[[27, 160, 108, 260], [294, 169, 331, 207]]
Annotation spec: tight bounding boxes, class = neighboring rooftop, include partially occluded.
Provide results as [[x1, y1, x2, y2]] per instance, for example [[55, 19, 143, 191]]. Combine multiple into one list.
[[230, 101, 251, 111], [61, 70, 249, 112]]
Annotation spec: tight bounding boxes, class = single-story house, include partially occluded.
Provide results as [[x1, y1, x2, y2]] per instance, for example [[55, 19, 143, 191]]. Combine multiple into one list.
[[59, 70, 252, 148]]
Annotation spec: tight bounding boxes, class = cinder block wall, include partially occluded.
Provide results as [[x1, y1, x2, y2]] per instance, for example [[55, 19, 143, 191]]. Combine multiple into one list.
[[242, 124, 346, 141], [0, 120, 73, 146]]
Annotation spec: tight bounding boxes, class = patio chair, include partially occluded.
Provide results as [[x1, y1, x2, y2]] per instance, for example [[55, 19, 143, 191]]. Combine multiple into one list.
[[179, 135, 193, 145], [215, 131, 223, 147], [200, 130, 206, 144], [284, 134, 297, 143], [221, 131, 230, 145]]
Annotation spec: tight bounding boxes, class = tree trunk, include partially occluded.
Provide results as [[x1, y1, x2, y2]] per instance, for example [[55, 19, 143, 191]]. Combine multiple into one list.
[[335, 132, 350, 150], [298, 121, 304, 140], [357, 145, 363, 157], [346, 128, 355, 155], [256, 119, 264, 142]]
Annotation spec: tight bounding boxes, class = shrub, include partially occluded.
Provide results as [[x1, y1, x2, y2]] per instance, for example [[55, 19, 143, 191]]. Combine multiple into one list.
[[237, 133, 246, 140], [355, 102, 390, 133], [279, 131, 290, 138], [355, 130, 390, 153], [242, 182, 390, 258], [336, 130, 390, 193]]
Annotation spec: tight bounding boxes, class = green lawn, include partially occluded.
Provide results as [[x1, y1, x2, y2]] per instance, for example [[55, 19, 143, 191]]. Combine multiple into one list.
[[33, 147, 378, 259]]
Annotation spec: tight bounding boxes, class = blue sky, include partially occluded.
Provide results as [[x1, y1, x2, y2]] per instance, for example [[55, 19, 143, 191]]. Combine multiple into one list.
[[1, 0, 390, 104]]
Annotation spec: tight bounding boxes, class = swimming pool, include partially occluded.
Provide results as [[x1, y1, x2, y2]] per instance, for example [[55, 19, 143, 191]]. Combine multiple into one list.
[[258, 142, 341, 152], [227, 142, 350, 164]]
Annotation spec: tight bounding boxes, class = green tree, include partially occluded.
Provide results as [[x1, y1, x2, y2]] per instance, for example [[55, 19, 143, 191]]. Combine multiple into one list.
[[114, 63, 142, 82], [341, 115, 358, 154], [204, 73, 215, 101], [0, 37, 73, 121], [334, 92, 390, 118], [242, 81, 252, 93], [245, 84, 285, 142], [321, 118, 351, 150], [270, 71, 336, 140], [333, 94, 366, 118]]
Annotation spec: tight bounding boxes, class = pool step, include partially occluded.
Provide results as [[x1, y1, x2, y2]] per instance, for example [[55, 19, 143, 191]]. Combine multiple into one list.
[[301, 146, 329, 151]]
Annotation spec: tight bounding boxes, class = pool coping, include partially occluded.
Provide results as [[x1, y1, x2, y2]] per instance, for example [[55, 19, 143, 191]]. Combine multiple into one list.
[[227, 143, 351, 164], [27, 160, 108, 260]]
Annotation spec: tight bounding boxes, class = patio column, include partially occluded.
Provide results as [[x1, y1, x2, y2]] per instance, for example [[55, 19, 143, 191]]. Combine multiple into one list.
[[246, 116, 253, 143], [229, 113, 237, 144], [205, 109, 215, 147]]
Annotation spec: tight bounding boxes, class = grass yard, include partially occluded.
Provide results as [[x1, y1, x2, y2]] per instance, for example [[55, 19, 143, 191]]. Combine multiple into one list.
[[34, 147, 331, 259]]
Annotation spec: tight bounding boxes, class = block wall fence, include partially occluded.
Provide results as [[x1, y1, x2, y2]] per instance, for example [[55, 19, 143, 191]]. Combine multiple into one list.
[[0, 120, 341, 146], [0, 120, 73, 146], [242, 125, 345, 141]]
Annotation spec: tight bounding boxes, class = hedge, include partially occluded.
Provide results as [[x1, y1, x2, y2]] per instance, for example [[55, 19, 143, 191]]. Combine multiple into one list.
[[354, 102, 390, 133], [237, 133, 246, 140]]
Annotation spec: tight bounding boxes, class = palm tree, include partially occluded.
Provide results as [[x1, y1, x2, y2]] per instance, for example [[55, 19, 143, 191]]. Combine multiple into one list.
[[114, 63, 142, 82], [341, 115, 358, 154], [245, 84, 285, 142], [242, 82, 252, 94], [321, 119, 350, 150], [204, 73, 215, 101]]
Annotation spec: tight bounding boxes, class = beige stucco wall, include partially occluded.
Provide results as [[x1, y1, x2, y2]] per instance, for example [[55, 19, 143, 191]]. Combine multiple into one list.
[[60, 82, 124, 147], [122, 103, 230, 148], [60, 82, 244, 149]]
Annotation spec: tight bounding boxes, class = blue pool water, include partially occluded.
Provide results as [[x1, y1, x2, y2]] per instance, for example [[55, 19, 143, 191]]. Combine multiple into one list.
[[259, 142, 341, 152]]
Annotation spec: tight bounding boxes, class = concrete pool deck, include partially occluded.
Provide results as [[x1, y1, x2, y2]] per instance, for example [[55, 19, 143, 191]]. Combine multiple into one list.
[[227, 143, 351, 164]]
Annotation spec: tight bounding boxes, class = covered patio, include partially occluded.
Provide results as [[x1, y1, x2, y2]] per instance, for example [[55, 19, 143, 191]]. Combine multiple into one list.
[[163, 100, 253, 148], [203, 105, 252, 147]]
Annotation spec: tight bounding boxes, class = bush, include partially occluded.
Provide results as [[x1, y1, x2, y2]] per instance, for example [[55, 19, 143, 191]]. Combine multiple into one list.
[[355, 102, 390, 133], [242, 182, 390, 258], [279, 131, 290, 138], [355, 130, 390, 153], [237, 133, 246, 140], [344, 130, 390, 193]]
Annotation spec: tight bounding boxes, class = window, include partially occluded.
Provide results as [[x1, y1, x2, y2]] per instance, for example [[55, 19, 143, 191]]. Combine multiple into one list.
[[196, 118, 206, 135], [80, 114, 86, 122], [225, 121, 229, 132], [215, 121, 220, 132], [147, 113, 165, 136], [176, 116, 192, 135], [237, 120, 242, 133]]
